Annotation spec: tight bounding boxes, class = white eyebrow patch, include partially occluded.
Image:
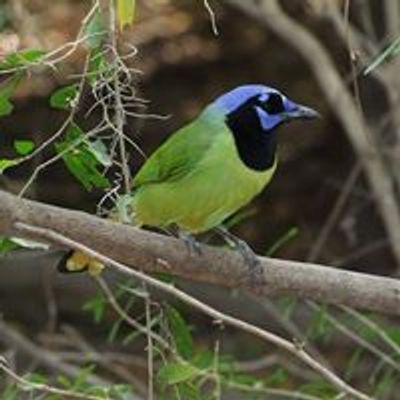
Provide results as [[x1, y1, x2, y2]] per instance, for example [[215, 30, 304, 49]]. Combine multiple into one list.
[[259, 90, 282, 103]]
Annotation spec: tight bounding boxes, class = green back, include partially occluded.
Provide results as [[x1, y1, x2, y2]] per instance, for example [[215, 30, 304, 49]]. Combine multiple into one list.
[[132, 110, 222, 187]]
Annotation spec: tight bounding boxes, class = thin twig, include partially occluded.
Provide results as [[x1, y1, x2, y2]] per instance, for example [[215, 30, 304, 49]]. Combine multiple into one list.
[[338, 305, 400, 359], [0, 318, 108, 387], [144, 282, 154, 400], [61, 325, 148, 395], [225, 0, 400, 269], [109, 0, 131, 193], [94, 276, 169, 349], [306, 301, 400, 374], [0, 358, 102, 400], [13, 221, 374, 400], [307, 161, 362, 262], [203, 0, 219, 35]]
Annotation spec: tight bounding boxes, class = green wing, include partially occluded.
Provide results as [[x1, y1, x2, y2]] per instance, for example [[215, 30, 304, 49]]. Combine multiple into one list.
[[132, 111, 222, 187]]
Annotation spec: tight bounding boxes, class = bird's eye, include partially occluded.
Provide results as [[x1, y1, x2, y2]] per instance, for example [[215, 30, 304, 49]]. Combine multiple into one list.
[[262, 93, 285, 114]]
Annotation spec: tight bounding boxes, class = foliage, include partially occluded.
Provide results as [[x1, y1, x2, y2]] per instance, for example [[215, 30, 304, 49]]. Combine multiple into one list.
[[0, 73, 23, 116], [1, 367, 133, 400], [0, 1, 399, 400], [117, 0, 136, 30], [0, 236, 19, 254], [13, 139, 34, 155], [55, 124, 110, 191], [364, 36, 400, 75], [49, 84, 79, 110]]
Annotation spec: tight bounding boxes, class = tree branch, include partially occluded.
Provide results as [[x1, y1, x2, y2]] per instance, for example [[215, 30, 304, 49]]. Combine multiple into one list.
[[0, 190, 399, 316], [11, 221, 374, 400]]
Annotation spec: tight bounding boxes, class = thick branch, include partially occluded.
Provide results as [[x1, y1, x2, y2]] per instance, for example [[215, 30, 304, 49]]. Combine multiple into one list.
[[0, 190, 399, 316]]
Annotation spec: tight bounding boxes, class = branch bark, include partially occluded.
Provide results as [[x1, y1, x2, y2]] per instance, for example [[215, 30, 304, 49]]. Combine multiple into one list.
[[0, 190, 399, 316]]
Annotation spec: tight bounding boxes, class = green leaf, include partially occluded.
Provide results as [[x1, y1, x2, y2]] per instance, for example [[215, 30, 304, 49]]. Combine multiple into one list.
[[158, 362, 199, 386], [87, 48, 109, 85], [117, 0, 136, 30], [177, 382, 201, 400], [0, 158, 20, 173], [166, 306, 194, 360], [122, 329, 142, 346], [345, 348, 363, 380], [154, 272, 176, 284], [69, 365, 96, 390], [0, 73, 24, 117], [87, 139, 112, 166], [108, 318, 123, 343], [13, 139, 34, 155], [85, 10, 106, 49], [0, 237, 19, 254], [265, 226, 299, 256], [16, 48, 45, 63], [0, 73, 23, 98], [0, 48, 45, 69], [1, 383, 19, 400], [374, 368, 396, 398], [55, 124, 110, 191], [307, 304, 333, 343], [385, 325, 400, 346], [108, 384, 134, 399], [0, 96, 13, 116], [50, 85, 79, 110], [192, 351, 214, 370], [57, 375, 72, 388], [26, 372, 48, 385], [82, 290, 107, 323], [263, 367, 289, 386], [364, 36, 400, 75], [299, 379, 337, 398], [230, 372, 261, 386]]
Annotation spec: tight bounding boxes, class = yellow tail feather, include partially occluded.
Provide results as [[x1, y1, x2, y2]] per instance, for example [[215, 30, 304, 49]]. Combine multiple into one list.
[[60, 250, 105, 276], [58, 194, 139, 275]]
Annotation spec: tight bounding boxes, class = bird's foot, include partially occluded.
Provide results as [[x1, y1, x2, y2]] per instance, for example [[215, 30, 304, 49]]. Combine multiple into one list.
[[233, 237, 264, 288], [235, 238, 260, 269], [215, 227, 264, 288], [179, 231, 202, 257]]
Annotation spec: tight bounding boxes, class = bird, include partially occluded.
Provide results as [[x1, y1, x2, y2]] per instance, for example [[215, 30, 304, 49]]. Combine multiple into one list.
[[62, 84, 319, 274]]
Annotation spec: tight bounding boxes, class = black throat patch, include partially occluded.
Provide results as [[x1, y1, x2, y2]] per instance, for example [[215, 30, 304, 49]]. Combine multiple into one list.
[[225, 96, 277, 172]]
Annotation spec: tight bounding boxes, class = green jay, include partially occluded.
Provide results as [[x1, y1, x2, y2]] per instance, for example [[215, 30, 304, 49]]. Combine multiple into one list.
[[63, 84, 319, 274]]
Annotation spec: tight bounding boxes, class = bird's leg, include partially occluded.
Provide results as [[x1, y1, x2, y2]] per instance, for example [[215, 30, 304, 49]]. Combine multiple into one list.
[[159, 226, 176, 237], [178, 230, 203, 257], [214, 226, 263, 286], [215, 226, 259, 268]]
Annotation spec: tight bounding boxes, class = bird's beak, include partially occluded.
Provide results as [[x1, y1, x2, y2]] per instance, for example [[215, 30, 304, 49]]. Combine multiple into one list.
[[283, 105, 321, 121]]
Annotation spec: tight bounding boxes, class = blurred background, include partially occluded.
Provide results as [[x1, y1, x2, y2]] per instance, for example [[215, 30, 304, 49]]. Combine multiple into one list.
[[0, 0, 399, 399]]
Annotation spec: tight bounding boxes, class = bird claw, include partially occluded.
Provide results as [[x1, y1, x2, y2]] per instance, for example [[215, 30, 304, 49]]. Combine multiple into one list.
[[233, 238, 264, 287], [235, 238, 259, 268], [179, 231, 202, 257], [215, 227, 264, 288]]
